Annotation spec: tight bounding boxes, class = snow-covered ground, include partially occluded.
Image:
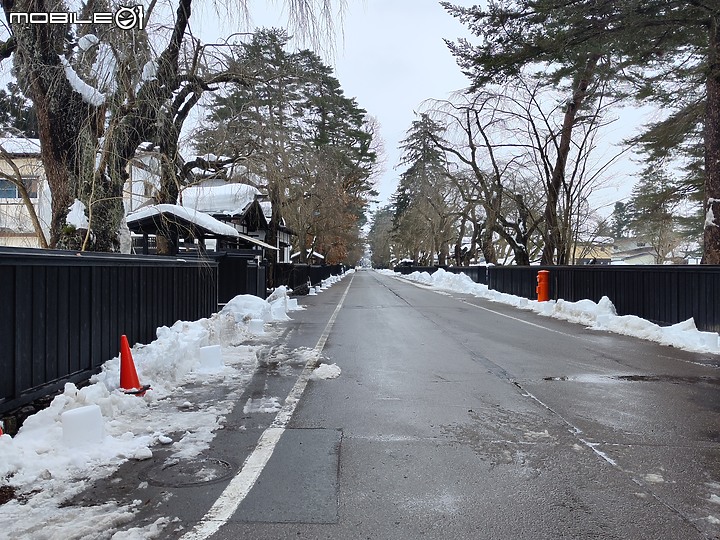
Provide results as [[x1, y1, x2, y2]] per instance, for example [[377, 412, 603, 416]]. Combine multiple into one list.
[[0, 275, 348, 540], [2, 266, 717, 539], [380, 268, 720, 355]]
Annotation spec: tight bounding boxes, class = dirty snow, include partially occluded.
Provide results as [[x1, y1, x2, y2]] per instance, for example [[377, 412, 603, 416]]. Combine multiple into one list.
[[0, 278, 347, 539], [311, 363, 342, 380]]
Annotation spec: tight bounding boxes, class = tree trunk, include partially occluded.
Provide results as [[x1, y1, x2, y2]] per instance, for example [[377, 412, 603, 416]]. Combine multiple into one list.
[[11, 9, 97, 248], [454, 217, 467, 266], [480, 223, 497, 264], [541, 53, 600, 265], [265, 179, 285, 285], [156, 120, 182, 255], [704, 17, 720, 264]]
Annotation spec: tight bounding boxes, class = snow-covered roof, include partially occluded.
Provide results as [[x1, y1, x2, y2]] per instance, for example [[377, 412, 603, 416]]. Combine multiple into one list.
[[0, 137, 41, 155], [260, 201, 272, 221], [180, 183, 260, 215], [126, 204, 239, 237]]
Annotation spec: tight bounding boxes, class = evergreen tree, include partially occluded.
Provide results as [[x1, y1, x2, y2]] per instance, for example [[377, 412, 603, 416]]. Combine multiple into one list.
[[0, 82, 38, 138], [391, 114, 455, 265], [197, 29, 376, 264], [443, 0, 618, 264], [443, 0, 720, 263], [628, 168, 684, 263], [610, 201, 630, 239]]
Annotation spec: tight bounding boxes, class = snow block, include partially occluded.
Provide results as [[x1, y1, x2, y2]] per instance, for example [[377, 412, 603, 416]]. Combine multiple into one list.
[[198, 345, 224, 372], [699, 331, 719, 350], [248, 319, 265, 335], [595, 314, 612, 327], [61, 405, 104, 447]]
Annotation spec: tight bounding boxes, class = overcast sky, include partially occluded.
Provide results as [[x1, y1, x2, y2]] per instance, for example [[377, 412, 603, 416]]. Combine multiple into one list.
[[193, 0, 644, 219], [242, 0, 478, 210], [324, 1, 476, 209]]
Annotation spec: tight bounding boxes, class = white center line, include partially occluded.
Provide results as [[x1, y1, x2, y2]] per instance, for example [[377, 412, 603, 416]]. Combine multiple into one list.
[[180, 274, 354, 540]]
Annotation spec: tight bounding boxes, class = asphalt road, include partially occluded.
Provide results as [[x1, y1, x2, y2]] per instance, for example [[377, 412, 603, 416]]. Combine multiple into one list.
[[96, 270, 720, 539]]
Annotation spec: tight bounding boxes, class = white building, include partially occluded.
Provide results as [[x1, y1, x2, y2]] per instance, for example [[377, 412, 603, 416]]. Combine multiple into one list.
[[0, 137, 51, 247]]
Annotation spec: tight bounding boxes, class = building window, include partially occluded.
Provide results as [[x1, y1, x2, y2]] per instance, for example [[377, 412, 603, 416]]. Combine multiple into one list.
[[0, 177, 38, 199]]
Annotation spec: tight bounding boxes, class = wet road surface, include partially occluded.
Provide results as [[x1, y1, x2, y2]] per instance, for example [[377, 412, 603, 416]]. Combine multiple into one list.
[[91, 270, 720, 539]]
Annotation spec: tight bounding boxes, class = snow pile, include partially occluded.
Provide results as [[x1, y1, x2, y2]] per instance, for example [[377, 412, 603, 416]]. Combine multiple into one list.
[[66, 199, 89, 229], [311, 363, 342, 380], [387, 268, 720, 354], [0, 290, 300, 539], [306, 270, 354, 296]]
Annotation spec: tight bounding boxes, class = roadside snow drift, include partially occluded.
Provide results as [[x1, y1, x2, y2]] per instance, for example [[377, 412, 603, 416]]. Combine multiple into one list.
[[384, 268, 720, 355]]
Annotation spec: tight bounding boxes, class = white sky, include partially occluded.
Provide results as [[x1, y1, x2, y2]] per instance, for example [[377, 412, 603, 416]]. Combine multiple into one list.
[[233, 0, 648, 217], [194, 0, 479, 210]]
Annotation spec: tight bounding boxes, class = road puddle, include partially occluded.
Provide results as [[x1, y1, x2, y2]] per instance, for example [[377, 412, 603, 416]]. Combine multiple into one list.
[[544, 374, 720, 385]]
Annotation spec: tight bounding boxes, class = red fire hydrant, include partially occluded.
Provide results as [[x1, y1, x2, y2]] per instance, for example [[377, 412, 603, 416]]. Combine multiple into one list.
[[536, 270, 550, 302]]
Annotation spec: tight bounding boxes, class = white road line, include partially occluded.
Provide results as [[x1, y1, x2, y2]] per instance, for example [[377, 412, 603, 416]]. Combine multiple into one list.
[[458, 298, 587, 341], [517, 385, 619, 467], [180, 275, 354, 540], [388, 272, 586, 341]]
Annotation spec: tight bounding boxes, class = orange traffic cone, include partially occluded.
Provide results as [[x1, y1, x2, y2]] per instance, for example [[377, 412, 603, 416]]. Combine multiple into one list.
[[120, 335, 150, 396]]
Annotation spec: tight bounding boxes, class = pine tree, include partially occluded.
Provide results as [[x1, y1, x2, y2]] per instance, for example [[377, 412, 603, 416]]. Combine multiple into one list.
[[443, 0, 618, 264], [610, 201, 630, 239], [628, 168, 684, 263], [443, 0, 720, 263], [198, 29, 376, 264], [0, 82, 38, 138], [391, 114, 456, 265]]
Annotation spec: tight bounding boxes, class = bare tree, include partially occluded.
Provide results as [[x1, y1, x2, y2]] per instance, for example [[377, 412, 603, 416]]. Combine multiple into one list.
[[427, 77, 625, 265], [426, 89, 545, 265], [0, 0, 346, 251]]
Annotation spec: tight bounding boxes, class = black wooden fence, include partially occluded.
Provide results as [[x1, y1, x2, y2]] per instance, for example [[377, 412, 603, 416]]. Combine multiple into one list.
[[0, 248, 218, 415], [393, 264, 720, 333], [272, 263, 348, 291], [202, 250, 267, 303]]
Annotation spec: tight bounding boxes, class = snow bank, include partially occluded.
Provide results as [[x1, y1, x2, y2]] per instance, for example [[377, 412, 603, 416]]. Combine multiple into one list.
[[0, 287, 303, 538], [387, 268, 720, 355]]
